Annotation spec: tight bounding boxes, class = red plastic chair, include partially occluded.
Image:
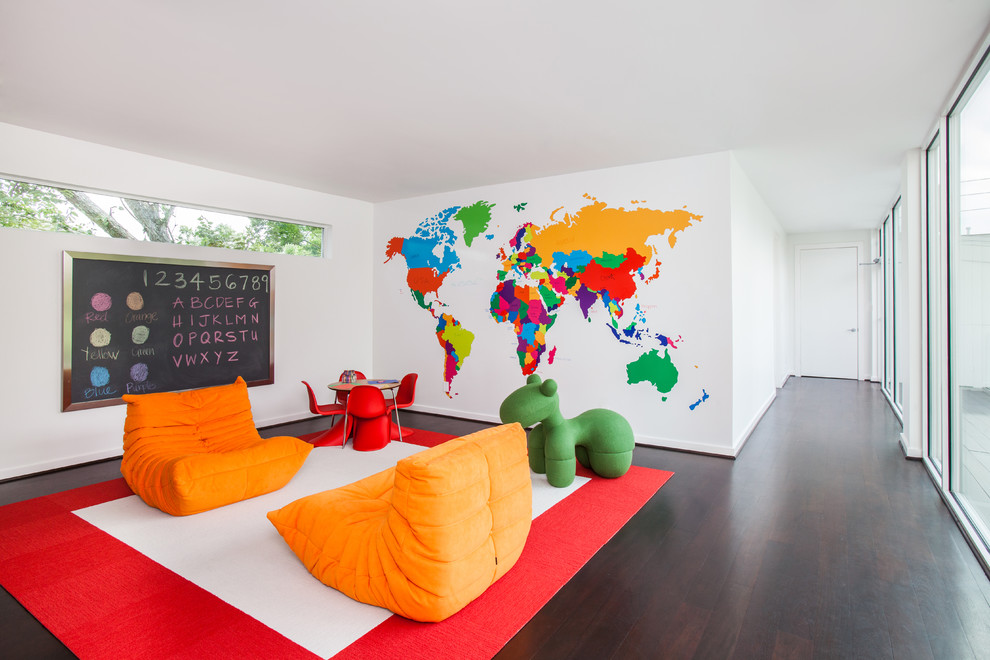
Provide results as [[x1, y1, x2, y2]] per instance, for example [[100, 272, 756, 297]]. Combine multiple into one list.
[[302, 380, 346, 446], [386, 373, 418, 441], [334, 370, 367, 406], [345, 385, 390, 451]]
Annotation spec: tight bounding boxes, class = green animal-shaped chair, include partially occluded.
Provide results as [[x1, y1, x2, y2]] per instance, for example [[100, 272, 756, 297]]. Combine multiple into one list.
[[499, 374, 634, 487]]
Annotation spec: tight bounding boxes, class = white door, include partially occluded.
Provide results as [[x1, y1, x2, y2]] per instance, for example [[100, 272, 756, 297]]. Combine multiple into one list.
[[798, 246, 859, 379]]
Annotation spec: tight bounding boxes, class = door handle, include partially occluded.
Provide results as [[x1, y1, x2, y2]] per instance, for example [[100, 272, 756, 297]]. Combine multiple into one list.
[[847, 328, 857, 333]]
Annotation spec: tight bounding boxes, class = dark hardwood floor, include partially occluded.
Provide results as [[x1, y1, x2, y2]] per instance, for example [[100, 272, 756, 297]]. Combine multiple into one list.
[[3, 377, 990, 659]]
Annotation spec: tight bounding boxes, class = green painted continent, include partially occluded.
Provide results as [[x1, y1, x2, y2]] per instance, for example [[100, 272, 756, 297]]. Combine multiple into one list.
[[626, 349, 679, 397], [454, 200, 495, 247]]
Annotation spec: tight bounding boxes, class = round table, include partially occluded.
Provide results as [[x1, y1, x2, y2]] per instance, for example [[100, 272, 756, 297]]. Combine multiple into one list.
[[328, 379, 401, 449], [328, 379, 400, 394]]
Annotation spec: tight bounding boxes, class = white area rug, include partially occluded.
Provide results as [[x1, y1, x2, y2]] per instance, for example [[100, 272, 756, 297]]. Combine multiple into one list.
[[75, 443, 587, 658]]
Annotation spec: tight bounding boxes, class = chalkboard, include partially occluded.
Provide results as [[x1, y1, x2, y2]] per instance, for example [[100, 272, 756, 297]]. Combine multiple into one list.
[[62, 251, 274, 411]]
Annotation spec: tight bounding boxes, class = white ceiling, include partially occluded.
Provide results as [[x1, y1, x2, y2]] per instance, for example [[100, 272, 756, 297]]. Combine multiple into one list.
[[2, 1, 989, 233]]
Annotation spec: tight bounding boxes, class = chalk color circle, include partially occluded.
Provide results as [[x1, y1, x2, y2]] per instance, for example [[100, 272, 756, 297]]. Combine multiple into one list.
[[126, 292, 145, 311], [90, 366, 110, 387], [90, 328, 112, 347], [132, 325, 150, 344], [130, 363, 149, 382], [91, 293, 112, 311]]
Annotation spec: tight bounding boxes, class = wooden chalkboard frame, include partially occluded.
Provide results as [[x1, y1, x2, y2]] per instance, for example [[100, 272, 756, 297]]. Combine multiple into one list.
[[62, 251, 275, 411]]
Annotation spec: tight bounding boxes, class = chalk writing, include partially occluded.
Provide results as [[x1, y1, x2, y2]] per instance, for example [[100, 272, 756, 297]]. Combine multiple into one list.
[[64, 252, 274, 411], [170, 350, 240, 366], [84, 385, 119, 399], [147, 270, 269, 293], [84, 311, 109, 323]]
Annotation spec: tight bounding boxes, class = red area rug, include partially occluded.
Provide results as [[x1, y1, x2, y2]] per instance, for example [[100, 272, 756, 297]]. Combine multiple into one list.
[[0, 430, 673, 659]]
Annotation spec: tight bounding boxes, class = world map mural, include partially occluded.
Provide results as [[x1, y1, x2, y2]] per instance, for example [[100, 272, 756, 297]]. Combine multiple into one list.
[[384, 194, 705, 406]]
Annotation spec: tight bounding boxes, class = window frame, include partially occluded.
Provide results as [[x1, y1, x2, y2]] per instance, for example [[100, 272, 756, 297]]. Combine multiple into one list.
[[0, 174, 327, 258]]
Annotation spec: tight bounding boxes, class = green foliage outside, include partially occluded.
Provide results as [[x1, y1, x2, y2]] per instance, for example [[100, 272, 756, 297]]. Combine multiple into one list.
[[0, 179, 95, 235], [0, 178, 323, 256]]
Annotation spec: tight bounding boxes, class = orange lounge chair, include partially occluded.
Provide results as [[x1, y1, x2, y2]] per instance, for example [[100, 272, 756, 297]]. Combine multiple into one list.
[[267, 423, 532, 622], [121, 377, 313, 516]]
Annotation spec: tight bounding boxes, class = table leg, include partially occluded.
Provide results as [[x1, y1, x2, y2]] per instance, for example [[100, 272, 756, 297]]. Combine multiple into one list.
[[389, 390, 403, 442]]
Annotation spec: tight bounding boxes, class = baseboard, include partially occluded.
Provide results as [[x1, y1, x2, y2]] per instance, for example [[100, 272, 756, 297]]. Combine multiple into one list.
[[732, 389, 777, 457], [881, 388, 904, 425], [0, 448, 123, 483], [406, 403, 502, 425], [634, 434, 736, 457], [256, 411, 313, 428], [899, 432, 923, 459], [411, 404, 747, 458], [4, 409, 475, 482]]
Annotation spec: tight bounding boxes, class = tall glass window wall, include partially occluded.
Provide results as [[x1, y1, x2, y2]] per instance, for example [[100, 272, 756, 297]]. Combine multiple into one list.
[[893, 199, 905, 412], [882, 201, 904, 418], [948, 54, 990, 551], [892, 215, 895, 403], [927, 132, 945, 474]]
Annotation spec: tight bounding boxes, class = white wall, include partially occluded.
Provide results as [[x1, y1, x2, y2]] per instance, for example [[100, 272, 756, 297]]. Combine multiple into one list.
[[729, 156, 785, 452], [0, 123, 375, 479], [900, 150, 924, 458], [774, 230, 793, 386], [0, 127, 795, 471], [374, 153, 737, 454]]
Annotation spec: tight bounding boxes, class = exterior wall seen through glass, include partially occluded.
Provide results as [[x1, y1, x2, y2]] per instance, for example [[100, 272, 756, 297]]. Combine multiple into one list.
[[951, 60, 990, 549]]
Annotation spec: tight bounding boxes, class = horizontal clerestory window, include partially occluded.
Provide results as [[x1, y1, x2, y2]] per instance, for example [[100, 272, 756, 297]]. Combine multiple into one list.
[[0, 176, 324, 257]]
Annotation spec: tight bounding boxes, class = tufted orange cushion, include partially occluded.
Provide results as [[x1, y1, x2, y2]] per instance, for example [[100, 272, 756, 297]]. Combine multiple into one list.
[[121, 377, 312, 516], [267, 423, 532, 622]]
